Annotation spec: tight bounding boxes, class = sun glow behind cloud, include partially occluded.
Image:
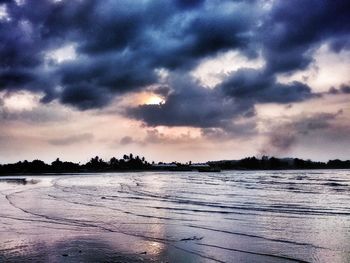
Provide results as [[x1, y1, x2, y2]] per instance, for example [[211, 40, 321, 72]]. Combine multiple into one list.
[[118, 91, 165, 107], [145, 95, 164, 105]]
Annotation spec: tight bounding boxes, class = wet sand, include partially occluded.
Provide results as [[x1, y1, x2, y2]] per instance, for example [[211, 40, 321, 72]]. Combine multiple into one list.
[[1, 170, 350, 262]]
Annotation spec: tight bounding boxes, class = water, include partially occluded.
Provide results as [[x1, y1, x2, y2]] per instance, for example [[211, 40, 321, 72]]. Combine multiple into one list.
[[0, 170, 349, 262]]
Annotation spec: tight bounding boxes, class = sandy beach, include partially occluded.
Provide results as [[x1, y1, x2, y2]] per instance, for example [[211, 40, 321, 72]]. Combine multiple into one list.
[[1, 171, 350, 262]]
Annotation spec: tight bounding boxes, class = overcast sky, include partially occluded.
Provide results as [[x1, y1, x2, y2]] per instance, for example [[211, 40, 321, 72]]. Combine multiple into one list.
[[0, 0, 350, 163]]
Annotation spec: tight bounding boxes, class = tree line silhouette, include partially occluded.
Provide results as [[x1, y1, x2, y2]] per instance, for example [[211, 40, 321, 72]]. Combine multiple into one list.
[[0, 154, 350, 174], [0, 154, 152, 174], [209, 156, 350, 170]]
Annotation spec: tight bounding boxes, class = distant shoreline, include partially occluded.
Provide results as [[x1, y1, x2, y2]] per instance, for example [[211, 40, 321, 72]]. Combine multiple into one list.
[[1, 168, 350, 177], [1, 155, 350, 174]]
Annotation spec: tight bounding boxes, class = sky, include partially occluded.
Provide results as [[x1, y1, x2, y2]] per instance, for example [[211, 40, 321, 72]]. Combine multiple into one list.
[[0, 0, 350, 163]]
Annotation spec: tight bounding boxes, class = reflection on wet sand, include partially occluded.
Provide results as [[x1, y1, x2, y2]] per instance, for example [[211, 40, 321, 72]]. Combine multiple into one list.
[[0, 171, 350, 262], [0, 178, 39, 185], [1, 236, 153, 262]]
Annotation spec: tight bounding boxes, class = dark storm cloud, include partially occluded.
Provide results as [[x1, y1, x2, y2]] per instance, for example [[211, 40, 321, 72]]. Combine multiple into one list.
[[261, 0, 350, 74], [0, 0, 257, 101], [0, 69, 35, 88], [219, 68, 315, 103], [127, 0, 349, 128], [127, 74, 254, 128], [59, 84, 112, 110], [58, 51, 158, 94], [0, 0, 349, 127], [151, 86, 172, 98], [127, 67, 315, 128], [175, 0, 205, 10]]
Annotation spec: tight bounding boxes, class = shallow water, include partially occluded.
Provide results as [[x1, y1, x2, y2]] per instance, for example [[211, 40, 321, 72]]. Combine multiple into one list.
[[0, 170, 349, 262]]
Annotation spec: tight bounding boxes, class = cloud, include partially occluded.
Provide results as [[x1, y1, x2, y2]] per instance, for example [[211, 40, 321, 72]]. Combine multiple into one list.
[[201, 119, 257, 141], [59, 83, 113, 110], [143, 129, 199, 145], [126, 68, 319, 128], [0, 91, 70, 122], [261, 0, 350, 74], [0, 0, 348, 130], [175, 0, 205, 10], [219, 68, 315, 103], [0, 0, 256, 111], [126, 74, 254, 128], [151, 86, 172, 98], [119, 136, 134, 146], [327, 84, 350, 95], [261, 110, 344, 154], [119, 128, 200, 146], [48, 133, 94, 146]]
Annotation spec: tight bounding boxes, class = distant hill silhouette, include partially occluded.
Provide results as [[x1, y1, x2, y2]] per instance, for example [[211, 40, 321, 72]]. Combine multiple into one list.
[[0, 154, 350, 174]]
